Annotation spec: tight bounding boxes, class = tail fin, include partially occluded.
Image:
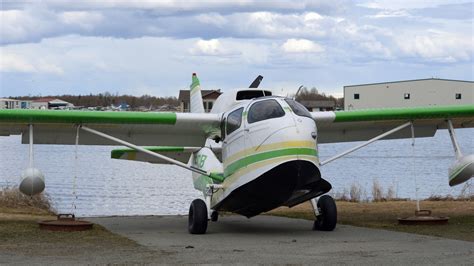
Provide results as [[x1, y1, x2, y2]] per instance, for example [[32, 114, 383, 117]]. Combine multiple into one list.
[[190, 73, 205, 113]]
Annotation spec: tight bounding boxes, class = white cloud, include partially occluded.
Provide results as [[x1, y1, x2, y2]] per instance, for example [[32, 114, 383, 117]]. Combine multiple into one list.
[[59, 11, 103, 30], [304, 12, 324, 21], [36, 61, 64, 75], [281, 39, 324, 53], [357, 0, 469, 10], [189, 39, 239, 56], [359, 41, 392, 58], [0, 53, 63, 74], [0, 9, 42, 44], [369, 9, 411, 18], [0, 53, 36, 72], [232, 12, 331, 39], [195, 13, 228, 27], [396, 31, 473, 62]]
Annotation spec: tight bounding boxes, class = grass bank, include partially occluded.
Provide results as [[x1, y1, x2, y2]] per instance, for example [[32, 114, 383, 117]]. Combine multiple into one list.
[[269, 200, 474, 242], [0, 187, 162, 263]]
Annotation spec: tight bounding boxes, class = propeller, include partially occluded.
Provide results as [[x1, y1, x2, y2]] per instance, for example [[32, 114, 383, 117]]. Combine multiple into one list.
[[249, 75, 263, 88]]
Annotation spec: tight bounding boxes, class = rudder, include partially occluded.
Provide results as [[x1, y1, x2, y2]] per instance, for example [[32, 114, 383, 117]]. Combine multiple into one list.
[[190, 73, 205, 113]]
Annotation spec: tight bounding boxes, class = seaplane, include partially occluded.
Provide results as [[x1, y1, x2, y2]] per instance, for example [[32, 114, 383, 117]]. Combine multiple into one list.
[[0, 74, 473, 234]]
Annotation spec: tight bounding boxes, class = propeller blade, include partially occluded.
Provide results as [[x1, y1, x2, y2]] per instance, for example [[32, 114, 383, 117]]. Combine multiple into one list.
[[249, 75, 263, 88]]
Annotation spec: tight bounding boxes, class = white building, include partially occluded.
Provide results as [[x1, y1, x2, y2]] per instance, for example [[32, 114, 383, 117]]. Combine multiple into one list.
[[344, 78, 473, 110], [0, 98, 31, 109], [31, 98, 74, 109]]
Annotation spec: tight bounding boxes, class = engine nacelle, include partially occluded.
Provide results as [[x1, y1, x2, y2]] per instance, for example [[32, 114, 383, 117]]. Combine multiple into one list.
[[448, 154, 474, 187], [19, 168, 45, 196]]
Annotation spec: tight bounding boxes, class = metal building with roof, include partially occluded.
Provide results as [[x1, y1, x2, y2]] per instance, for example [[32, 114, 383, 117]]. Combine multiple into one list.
[[344, 78, 473, 110]]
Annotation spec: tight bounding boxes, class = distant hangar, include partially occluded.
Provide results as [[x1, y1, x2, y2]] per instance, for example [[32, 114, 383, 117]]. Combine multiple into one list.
[[344, 78, 473, 110]]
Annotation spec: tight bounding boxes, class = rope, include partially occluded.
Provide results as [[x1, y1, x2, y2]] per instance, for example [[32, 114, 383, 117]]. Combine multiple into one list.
[[411, 122, 420, 211], [71, 125, 80, 213]]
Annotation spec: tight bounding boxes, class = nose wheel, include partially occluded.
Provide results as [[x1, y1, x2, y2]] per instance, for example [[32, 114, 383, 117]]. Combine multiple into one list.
[[311, 195, 337, 231], [188, 199, 208, 234]]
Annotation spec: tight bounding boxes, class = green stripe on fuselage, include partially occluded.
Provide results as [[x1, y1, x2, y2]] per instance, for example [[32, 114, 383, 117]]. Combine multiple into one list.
[[0, 109, 177, 125], [224, 148, 318, 177], [334, 105, 474, 123]]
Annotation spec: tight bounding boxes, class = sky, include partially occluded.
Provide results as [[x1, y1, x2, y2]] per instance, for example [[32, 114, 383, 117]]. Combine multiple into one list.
[[0, 0, 473, 98]]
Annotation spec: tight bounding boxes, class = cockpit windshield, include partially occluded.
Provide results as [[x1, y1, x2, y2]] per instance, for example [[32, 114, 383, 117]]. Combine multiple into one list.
[[247, 99, 285, 123], [285, 99, 312, 118]]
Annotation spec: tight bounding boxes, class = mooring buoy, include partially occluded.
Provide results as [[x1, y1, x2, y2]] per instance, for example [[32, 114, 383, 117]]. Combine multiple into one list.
[[38, 214, 93, 231]]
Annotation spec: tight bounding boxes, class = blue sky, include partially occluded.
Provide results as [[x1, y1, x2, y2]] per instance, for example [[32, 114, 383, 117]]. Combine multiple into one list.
[[1, 0, 473, 98]]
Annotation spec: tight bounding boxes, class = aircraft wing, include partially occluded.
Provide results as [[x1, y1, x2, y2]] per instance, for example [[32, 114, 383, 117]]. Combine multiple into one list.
[[312, 105, 474, 144], [0, 109, 222, 146]]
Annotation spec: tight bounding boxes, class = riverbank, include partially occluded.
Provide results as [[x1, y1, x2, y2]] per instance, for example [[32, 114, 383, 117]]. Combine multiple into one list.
[[0, 205, 164, 264], [1, 199, 473, 264], [269, 200, 474, 241]]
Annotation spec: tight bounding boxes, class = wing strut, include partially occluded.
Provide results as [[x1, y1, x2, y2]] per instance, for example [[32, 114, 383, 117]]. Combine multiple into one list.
[[320, 121, 413, 166], [446, 119, 463, 159], [446, 119, 474, 186], [79, 125, 222, 181]]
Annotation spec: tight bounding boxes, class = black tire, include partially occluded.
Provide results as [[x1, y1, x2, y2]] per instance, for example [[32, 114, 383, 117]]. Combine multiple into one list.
[[211, 211, 218, 222], [188, 199, 208, 234], [312, 195, 337, 231]]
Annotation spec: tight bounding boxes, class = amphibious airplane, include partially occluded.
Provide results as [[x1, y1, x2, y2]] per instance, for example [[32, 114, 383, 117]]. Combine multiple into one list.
[[0, 74, 473, 234]]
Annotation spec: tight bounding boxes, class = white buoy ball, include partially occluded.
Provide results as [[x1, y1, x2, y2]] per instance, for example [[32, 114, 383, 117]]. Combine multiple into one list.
[[19, 168, 45, 196]]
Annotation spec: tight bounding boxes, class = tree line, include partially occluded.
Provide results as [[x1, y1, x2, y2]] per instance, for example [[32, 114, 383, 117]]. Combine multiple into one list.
[[13, 88, 343, 109], [14, 92, 179, 109], [294, 87, 344, 108]]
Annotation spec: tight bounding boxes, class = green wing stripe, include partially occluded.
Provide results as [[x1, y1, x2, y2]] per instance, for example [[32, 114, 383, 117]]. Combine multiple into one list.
[[111, 146, 185, 159], [449, 162, 471, 181], [0, 109, 177, 125], [334, 105, 474, 122], [224, 148, 317, 177]]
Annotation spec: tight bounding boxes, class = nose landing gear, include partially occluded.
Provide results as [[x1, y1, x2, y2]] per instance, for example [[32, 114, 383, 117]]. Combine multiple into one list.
[[311, 195, 337, 231]]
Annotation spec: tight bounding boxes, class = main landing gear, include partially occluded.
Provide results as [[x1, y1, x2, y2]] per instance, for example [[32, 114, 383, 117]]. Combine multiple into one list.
[[188, 199, 208, 234], [188, 184, 223, 234], [311, 195, 337, 231]]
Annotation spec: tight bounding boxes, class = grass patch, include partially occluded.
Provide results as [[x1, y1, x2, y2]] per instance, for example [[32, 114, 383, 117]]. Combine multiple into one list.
[[0, 186, 157, 262], [269, 200, 474, 242], [0, 186, 55, 215], [0, 203, 139, 257]]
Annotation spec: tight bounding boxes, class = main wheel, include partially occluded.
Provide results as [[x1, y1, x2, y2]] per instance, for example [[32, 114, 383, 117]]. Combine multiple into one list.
[[188, 199, 208, 234], [312, 195, 337, 231]]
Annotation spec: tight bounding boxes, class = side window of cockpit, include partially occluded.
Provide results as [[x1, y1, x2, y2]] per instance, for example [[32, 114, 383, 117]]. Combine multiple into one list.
[[248, 99, 285, 124], [226, 107, 243, 135], [285, 99, 312, 118]]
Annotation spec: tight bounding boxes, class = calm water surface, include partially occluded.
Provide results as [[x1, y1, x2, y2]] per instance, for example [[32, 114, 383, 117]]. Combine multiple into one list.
[[0, 129, 472, 216]]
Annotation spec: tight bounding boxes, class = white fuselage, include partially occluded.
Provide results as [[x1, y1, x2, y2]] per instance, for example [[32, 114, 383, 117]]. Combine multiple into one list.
[[191, 96, 325, 217]]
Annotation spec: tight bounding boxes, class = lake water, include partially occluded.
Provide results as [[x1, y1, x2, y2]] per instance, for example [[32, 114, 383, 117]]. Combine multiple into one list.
[[0, 128, 472, 216]]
